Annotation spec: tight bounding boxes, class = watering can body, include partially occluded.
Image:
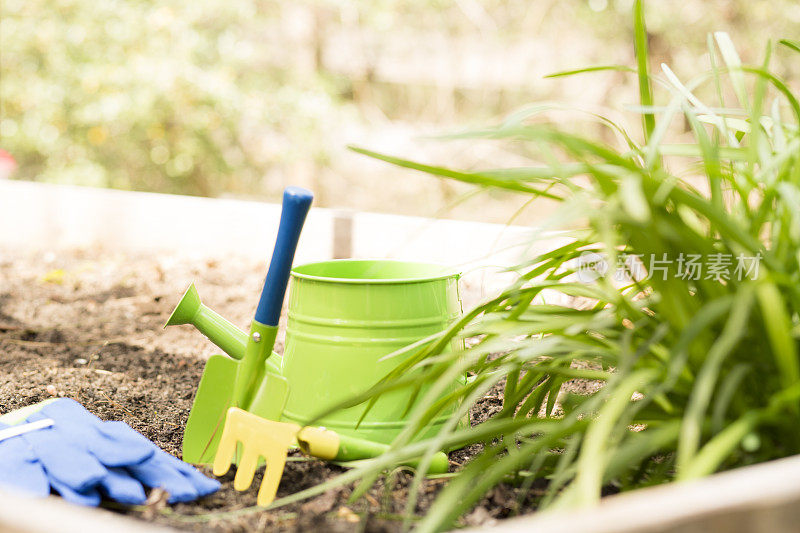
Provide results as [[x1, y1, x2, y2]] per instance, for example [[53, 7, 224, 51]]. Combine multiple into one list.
[[279, 259, 463, 444]]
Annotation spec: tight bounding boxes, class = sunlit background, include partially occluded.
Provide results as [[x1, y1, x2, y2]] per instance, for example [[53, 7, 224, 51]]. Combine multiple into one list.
[[1, 0, 798, 223]]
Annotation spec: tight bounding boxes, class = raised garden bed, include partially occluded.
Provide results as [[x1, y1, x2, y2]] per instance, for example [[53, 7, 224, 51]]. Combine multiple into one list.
[[4, 183, 800, 533]]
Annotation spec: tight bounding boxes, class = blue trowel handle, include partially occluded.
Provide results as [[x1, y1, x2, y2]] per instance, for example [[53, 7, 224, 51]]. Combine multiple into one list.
[[254, 187, 313, 326]]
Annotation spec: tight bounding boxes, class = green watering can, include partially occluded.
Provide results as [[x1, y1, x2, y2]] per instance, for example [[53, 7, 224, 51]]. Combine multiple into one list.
[[168, 239, 463, 463]]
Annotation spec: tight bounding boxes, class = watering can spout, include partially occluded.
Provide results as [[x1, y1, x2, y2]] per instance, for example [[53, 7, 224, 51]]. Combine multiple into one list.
[[165, 283, 248, 360], [165, 283, 201, 327]]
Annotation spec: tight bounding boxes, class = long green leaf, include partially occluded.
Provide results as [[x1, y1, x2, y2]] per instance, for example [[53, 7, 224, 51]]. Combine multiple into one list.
[[633, 0, 656, 142]]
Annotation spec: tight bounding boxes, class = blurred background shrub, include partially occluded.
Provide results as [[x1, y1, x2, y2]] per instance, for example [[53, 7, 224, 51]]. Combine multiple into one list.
[[1, 0, 798, 222]]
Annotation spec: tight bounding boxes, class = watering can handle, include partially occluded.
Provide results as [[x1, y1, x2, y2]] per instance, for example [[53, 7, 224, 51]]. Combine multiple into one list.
[[254, 187, 313, 327]]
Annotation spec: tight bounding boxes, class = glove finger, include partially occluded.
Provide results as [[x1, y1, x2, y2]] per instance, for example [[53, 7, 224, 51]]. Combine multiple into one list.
[[163, 453, 221, 497], [126, 454, 199, 503], [35, 401, 153, 467], [0, 438, 49, 497], [99, 468, 147, 505], [49, 478, 102, 507], [22, 420, 106, 492], [86, 421, 154, 467]]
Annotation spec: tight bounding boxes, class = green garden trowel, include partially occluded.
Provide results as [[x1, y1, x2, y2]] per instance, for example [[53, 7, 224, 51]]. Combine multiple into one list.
[[167, 187, 313, 464]]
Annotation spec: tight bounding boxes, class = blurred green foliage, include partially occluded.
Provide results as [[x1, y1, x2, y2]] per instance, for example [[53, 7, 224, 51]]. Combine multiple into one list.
[[1, 0, 798, 213], [0, 0, 352, 197]]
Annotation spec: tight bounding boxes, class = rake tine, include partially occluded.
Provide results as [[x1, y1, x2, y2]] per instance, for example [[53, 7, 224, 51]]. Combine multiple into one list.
[[212, 416, 238, 477], [234, 448, 260, 491], [257, 451, 289, 506]]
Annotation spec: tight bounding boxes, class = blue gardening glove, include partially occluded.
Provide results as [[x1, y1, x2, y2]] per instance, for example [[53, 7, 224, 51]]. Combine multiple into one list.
[[20, 400, 154, 505], [30, 399, 220, 504], [1, 399, 220, 506], [0, 420, 147, 506], [0, 422, 49, 497]]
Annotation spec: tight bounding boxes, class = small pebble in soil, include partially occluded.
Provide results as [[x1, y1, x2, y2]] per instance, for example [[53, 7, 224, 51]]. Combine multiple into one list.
[[336, 507, 360, 524], [75, 358, 88, 365], [45, 384, 58, 396]]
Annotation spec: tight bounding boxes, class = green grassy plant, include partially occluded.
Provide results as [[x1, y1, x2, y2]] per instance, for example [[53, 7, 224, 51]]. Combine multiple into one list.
[[266, 2, 800, 531]]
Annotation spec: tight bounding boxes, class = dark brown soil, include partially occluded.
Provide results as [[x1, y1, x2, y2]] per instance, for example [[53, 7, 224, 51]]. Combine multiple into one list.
[[0, 248, 547, 531]]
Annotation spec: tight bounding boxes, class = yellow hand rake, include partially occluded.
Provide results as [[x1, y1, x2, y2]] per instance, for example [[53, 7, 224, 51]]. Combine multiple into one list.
[[213, 408, 450, 506]]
